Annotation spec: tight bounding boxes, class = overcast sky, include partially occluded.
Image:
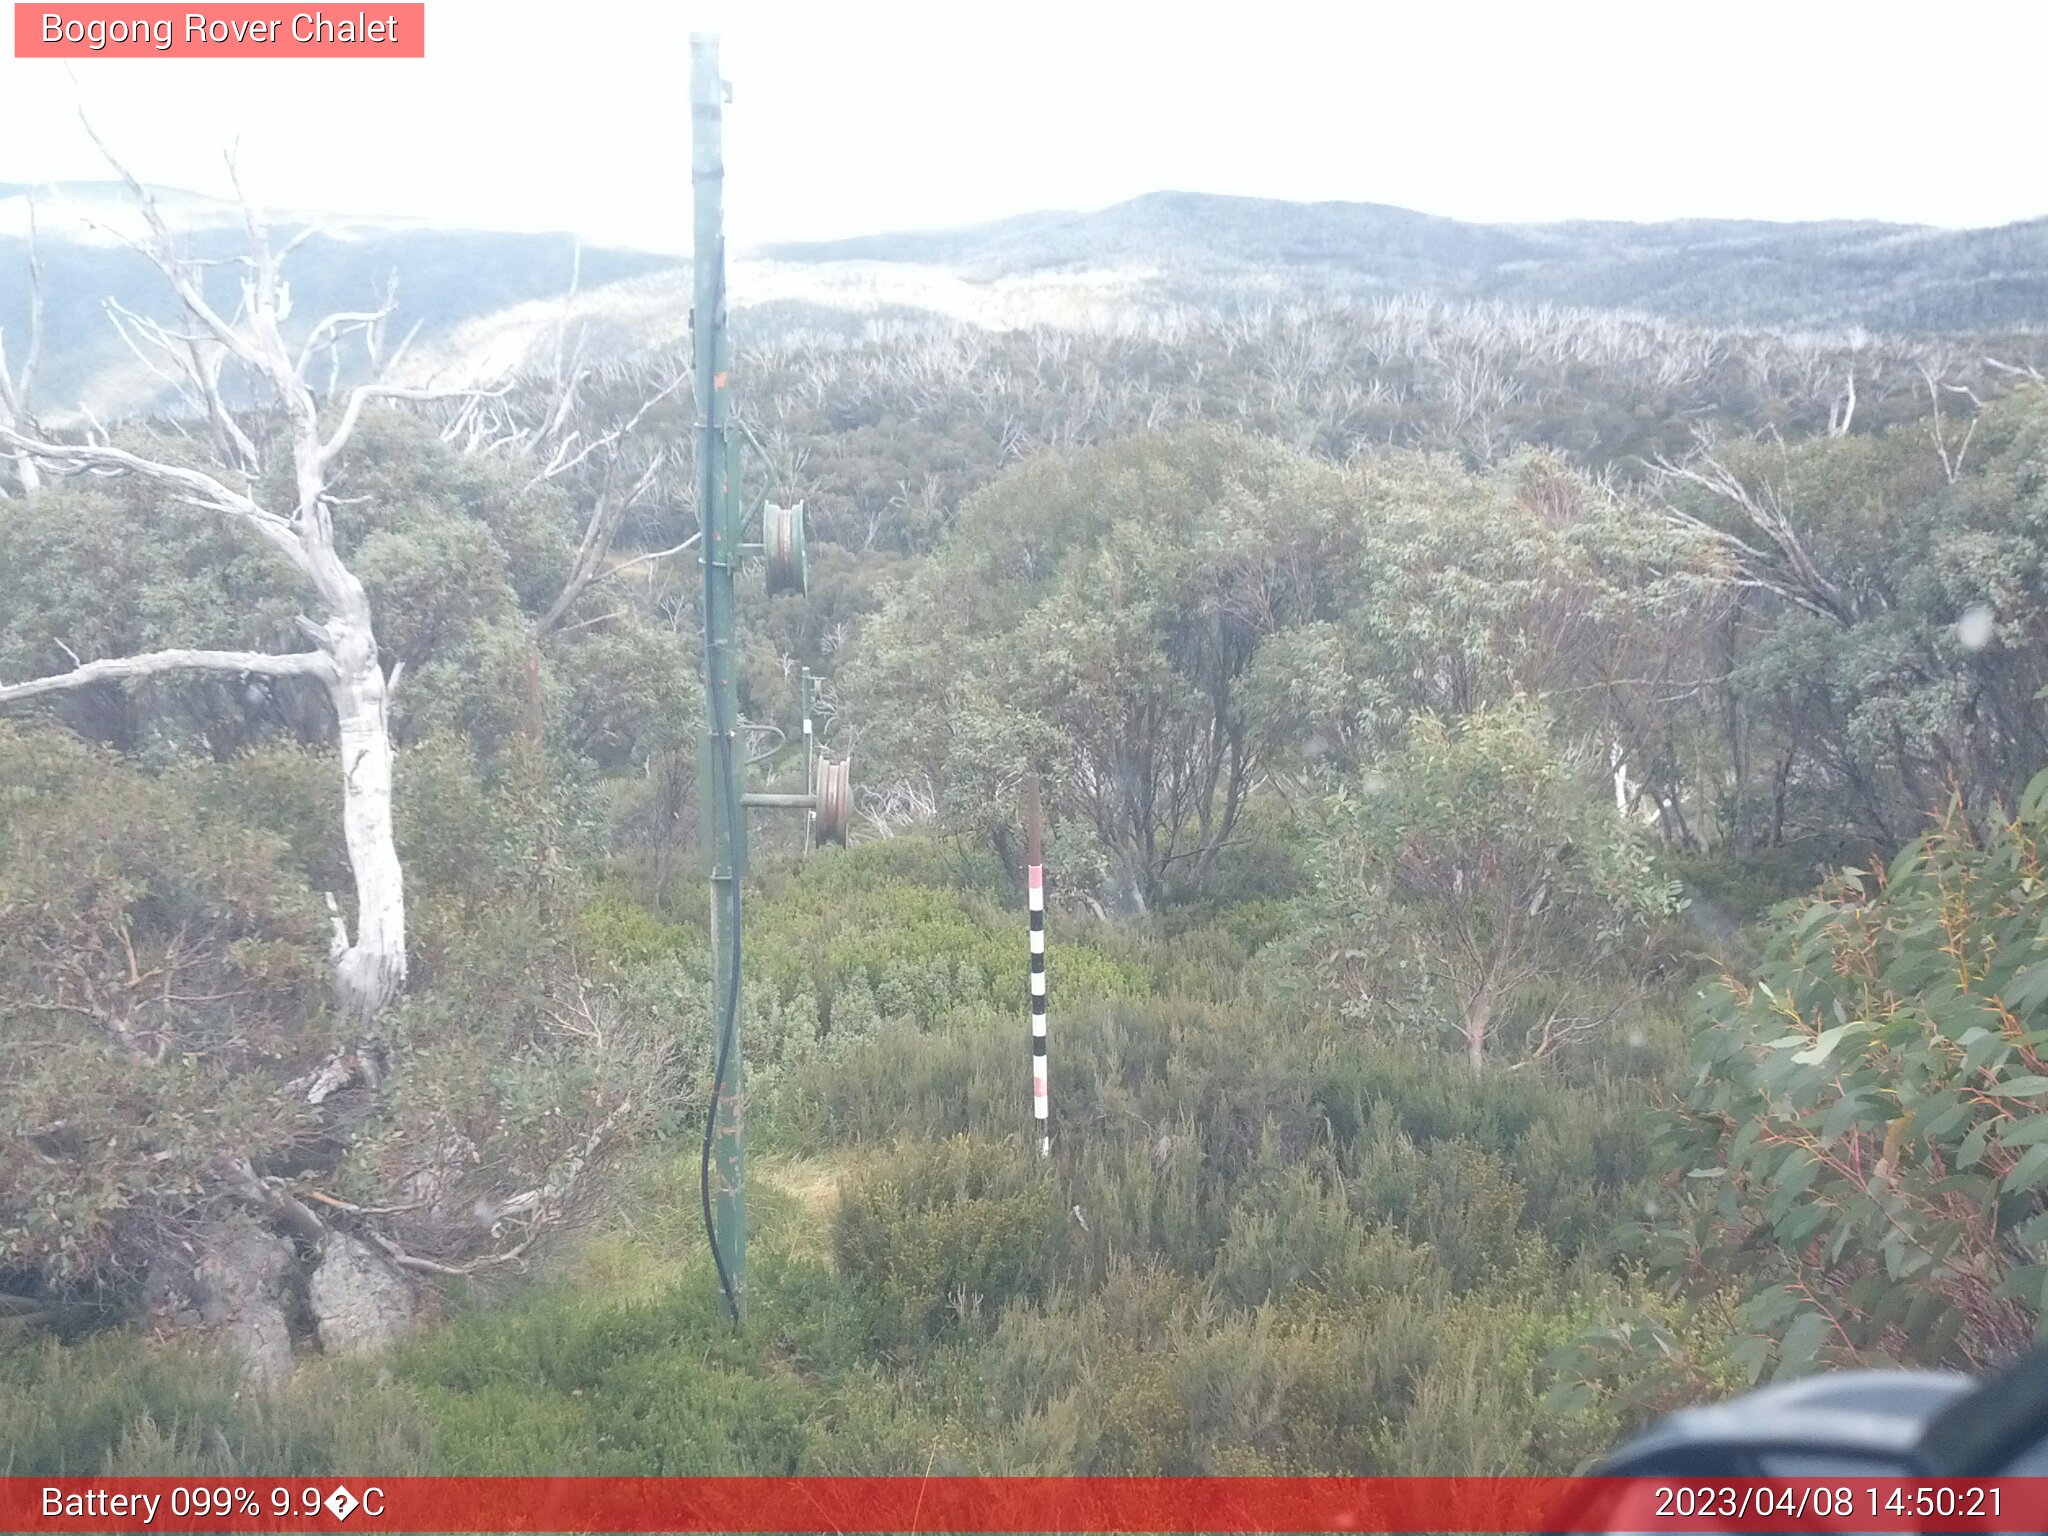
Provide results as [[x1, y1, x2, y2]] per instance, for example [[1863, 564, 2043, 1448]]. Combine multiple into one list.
[[3, 0, 2044, 253]]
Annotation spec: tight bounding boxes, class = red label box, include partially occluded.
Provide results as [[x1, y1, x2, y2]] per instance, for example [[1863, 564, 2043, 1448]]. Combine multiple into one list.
[[14, 4, 425, 57], [8, 1476, 2048, 1532]]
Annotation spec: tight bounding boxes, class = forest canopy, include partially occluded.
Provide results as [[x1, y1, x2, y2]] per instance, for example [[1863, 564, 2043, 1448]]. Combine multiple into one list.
[[3, 179, 2047, 1476]]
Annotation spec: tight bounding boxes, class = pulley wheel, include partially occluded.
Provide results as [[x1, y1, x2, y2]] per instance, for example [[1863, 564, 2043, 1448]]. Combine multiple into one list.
[[814, 756, 852, 846], [763, 502, 808, 595]]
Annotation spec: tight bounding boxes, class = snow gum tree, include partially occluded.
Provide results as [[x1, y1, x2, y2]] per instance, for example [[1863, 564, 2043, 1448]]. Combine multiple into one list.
[[0, 151, 478, 1027]]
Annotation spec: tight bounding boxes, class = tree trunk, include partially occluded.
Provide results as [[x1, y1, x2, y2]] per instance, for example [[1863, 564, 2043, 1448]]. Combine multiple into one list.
[[1723, 605, 1751, 851], [1463, 978, 1498, 1077], [1108, 843, 1150, 919], [1462, 917, 1515, 1077], [328, 621, 406, 1025], [1769, 747, 1795, 847]]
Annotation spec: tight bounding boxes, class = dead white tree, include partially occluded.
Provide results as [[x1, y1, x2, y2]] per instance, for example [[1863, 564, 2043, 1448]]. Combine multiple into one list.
[[1652, 439, 1852, 626], [427, 271, 697, 642], [0, 196, 44, 496], [523, 363, 692, 638], [1922, 364, 1980, 484], [1827, 369, 1857, 438], [0, 138, 484, 1028]]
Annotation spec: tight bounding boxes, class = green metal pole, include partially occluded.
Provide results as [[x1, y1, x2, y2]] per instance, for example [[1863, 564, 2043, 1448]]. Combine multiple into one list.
[[692, 31, 745, 1321]]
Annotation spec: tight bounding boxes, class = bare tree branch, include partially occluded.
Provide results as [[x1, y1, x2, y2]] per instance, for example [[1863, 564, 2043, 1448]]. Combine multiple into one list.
[[295, 305, 393, 383], [0, 196, 45, 495], [1652, 444, 1852, 625], [361, 1095, 632, 1276], [0, 647, 334, 706], [533, 452, 673, 636], [321, 381, 510, 470], [76, 111, 272, 379], [597, 530, 701, 584], [0, 426, 309, 574], [526, 368, 687, 487]]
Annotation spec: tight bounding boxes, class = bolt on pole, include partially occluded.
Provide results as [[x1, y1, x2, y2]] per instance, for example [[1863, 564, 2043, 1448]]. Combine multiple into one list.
[[692, 30, 745, 1322]]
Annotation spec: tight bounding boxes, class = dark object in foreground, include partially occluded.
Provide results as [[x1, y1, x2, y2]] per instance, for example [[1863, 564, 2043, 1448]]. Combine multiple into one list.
[[1593, 1345, 2048, 1478]]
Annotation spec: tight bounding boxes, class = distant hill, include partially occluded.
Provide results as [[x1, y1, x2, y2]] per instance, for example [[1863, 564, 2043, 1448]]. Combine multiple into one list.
[[0, 183, 676, 413], [9, 183, 2048, 420], [762, 190, 2048, 334]]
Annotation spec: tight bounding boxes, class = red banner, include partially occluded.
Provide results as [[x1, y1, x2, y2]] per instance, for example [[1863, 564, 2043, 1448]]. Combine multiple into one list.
[[7, 1476, 2048, 1532], [13, 4, 424, 58]]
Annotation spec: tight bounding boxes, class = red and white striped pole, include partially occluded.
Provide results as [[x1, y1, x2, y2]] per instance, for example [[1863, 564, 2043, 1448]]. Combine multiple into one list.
[[1025, 773, 1049, 1156]]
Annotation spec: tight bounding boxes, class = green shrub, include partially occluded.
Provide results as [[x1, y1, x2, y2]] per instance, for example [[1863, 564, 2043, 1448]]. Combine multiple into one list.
[[0, 724, 326, 1292], [1210, 1162, 1435, 1307], [1647, 789, 2048, 1375], [0, 1331, 433, 1476], [1344, 1131, 1546, 1293], [834, 1138, 1069, 1352]]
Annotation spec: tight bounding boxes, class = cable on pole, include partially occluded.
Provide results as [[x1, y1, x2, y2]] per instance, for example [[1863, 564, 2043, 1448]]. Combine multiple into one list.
[[700, 727, 744, 1321]]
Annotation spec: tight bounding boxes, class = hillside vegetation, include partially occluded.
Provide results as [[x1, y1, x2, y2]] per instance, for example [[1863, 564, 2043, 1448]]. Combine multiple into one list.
[[13, 182, 2048, 420], [765, 189, 2048, 333], [3, 190, 2048, 1478]]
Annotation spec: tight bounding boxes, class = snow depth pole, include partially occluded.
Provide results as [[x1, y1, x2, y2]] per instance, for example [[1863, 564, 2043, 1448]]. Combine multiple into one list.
[[1025, 772, 1050, 1156], [693, 30, 746, 1323]]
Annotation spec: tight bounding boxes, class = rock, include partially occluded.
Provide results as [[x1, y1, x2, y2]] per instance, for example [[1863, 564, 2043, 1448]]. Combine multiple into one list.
[[146, 1217, 297, 1388], [309, 1233, 416, 1355]]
